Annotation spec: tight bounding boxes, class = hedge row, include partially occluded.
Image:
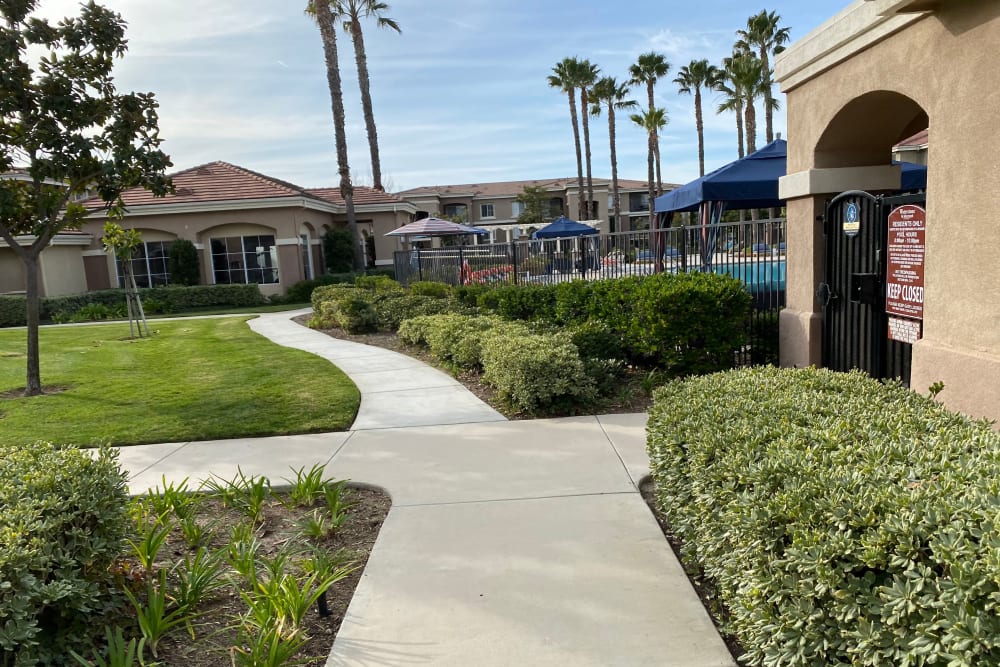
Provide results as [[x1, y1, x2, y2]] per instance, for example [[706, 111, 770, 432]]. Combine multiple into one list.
[[0, 284, 266, 327], [309, 277, 464, 334], [283, 267, 396, 303], [0, 443, 130, 663], [399, 313, 598, 414], [454, 272, 751, 374], [647, 367, 1000, 666]]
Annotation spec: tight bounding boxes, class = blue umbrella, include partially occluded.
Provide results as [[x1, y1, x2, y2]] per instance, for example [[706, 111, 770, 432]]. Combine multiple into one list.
[[532, 216, 599, 239]]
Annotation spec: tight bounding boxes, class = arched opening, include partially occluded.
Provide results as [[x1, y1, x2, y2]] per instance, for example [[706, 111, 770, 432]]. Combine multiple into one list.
[[814, 90, 928, 169]]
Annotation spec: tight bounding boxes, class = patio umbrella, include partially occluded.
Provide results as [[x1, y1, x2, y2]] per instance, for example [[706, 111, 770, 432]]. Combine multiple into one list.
[[385, 217, 475, 236], [457, 224, 489, 236], [532, 216, 599, 239]]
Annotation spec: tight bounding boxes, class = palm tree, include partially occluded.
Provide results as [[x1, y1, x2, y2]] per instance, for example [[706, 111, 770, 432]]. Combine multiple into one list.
[[631, 108, 668, 224], [577, 59, 600, 219], [629, 52, 670, 195], [590, 76, 637, 232], [548, 57, 586, 220], [736, 10, 790, 144], [716, 54, 766, 158], [675, 59, 722, 177], [307, 0, 365, 270], [335, 0, 400, 192]]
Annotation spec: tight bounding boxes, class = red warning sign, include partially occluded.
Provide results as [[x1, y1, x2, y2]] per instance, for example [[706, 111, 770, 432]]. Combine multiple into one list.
[[885, 205, 925, 320]]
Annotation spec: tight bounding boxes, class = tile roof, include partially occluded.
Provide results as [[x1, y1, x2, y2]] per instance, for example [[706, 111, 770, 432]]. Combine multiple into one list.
[[895, 128, 928, 149], [82, 161, 406, 210], [397, 177, 661, 199]]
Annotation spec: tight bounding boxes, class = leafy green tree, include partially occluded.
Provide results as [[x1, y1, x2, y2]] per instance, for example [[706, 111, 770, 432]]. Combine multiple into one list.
[[675, 59, 723, 177], [736, 10, 790, 144], [306, 0, 365, 271], [335, 0, 400, 192], [101, 221, 149, 338], [168, 238, 201, 285], [629, 52, 670, 195], [0, 0, 171, 396], [590, 77, 637, 231], [323, 227, 356, 273], [515, 185, 555, 228], [548, 58, 586, 221]]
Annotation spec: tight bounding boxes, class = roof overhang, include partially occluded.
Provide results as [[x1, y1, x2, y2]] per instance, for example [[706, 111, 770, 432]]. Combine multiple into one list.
[[776, 0, 930, 92], [0, 232, 93, 249], [84, 196, 416, 219]]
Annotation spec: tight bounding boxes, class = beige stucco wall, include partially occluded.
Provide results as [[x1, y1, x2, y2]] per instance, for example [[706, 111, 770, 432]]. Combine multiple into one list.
[[779, 1, 1000, 420], [39, 245, 88, 297], [0, 249, 25, 293]]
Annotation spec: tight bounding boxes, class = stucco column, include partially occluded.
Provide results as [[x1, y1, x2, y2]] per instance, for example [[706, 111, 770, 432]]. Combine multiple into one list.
[[779, 195, 826, 368]]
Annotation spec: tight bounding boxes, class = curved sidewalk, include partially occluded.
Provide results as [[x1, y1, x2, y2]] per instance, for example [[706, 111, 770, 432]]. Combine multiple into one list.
[[248, 309, 506, 430], [119, 310, 735, 667]]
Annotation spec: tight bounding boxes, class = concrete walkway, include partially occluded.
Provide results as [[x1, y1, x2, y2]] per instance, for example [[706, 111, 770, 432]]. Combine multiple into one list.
[[120, 311, 735, 667]]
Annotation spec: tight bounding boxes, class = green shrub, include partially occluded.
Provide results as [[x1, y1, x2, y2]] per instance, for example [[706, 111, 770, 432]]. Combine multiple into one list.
[[310, 284, 357, 313], [168, 239, 200, 286], [569, 321, 624, 360], [646, 367, 1000, 667], [335, 297, 377, 334], [70, 302, 122, 322], [322, 228, 355, 274], [627, 272, 750, 373], [0, 443, 130, 663], [477, 284, 556, 321], [422, 314, 510, 369], [552, 281, 594, 325], [397, 314, 437, 346], [481, 330, 594, 414], [749, 310, 780, 365], [452, 284, 493, 308], [285, 272, 356, 303], [0, 294, 26, 327], [354, 274, 401, 292], [372, 293, 455, 332], [408, 281, 452, 299]]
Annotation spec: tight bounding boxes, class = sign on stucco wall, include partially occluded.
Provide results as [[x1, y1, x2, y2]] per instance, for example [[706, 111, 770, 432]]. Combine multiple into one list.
[[885, 204, 926, 343]]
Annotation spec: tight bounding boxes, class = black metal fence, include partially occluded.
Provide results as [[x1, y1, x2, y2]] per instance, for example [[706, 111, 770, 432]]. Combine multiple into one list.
[[393, 219, 786, 365]]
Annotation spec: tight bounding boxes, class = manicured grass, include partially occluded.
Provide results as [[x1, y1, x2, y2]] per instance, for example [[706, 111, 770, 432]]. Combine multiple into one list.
[[0, 317, 359, 446], [145, 302, 312, 318]]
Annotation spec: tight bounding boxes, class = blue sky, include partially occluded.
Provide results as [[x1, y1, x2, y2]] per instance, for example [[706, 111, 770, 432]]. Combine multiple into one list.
[[39, 0, 849, 192]]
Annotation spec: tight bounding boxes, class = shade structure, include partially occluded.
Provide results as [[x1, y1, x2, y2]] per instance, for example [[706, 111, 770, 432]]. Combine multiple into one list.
[[457, 224, 489, 235], [654, 139, 928, 213], [532, 216, 599, 239], [385, 217, 475, 237]]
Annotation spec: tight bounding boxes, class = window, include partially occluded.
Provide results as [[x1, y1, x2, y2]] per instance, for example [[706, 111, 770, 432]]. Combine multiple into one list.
[[117, 241, 172, 288], [629, 192, 650, 212], [480, 203, 495, 219], [511, 201, 526, 217], [210, 234, 279, 285], [300, 233, 313, 280], [443, 204, 467, 222]]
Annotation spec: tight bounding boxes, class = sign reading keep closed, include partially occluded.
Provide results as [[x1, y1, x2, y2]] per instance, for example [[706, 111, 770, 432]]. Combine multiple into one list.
[[885, 204, 926, 321]]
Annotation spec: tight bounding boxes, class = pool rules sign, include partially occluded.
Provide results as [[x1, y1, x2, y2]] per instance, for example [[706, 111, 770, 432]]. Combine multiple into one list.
[[886, 204, 926, 344]]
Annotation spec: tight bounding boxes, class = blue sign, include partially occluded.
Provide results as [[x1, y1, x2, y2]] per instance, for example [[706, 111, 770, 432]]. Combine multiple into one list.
[[843, 202, 860, 237]]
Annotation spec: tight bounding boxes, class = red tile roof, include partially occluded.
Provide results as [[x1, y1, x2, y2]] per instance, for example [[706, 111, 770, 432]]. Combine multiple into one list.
[[398, 177, 659, 198], [306, 187, 407, 206], [895, 128, 928, 148]]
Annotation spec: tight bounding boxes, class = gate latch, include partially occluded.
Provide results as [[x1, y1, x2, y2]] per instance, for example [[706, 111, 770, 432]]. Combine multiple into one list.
[[816, 282, 837, 308], [850, 273, 880, 305]]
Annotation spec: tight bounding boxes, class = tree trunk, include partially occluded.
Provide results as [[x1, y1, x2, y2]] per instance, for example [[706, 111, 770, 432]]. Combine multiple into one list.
[[760, 48, 773, 144], [735, 100, 745, 159], [315, 1, 365, 271], [746, 101, 757, 154], [568, 91, 585, 221], [654, 131, 662, 196], [580, 88, 594, 220], [608, 103, 621, 232], [23, 254, 42, 396], [646, 132, 655, 227], [350, 20, 383, 192], [695, 85, 705, 177]]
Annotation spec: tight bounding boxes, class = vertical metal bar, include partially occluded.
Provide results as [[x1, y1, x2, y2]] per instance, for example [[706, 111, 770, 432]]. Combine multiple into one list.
[[417, 248, 423, 282]]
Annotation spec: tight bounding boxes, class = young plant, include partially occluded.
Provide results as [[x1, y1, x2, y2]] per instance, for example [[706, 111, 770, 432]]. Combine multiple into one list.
[[147, 475, 199, 521], [177, 514, 213, 549], [200, 475, 238, 508], [68, 626, 150, 667], [231, 617, 310, 667], [127, 505, 173, 576], [323, 480, 356, 531], [124, 570, 190, 659], [297, 509, 332, 540], [227, 523, 262, 586], [283, 464, 328, 507], [231, 469, 272, 523], [171, 547, 228, 618]]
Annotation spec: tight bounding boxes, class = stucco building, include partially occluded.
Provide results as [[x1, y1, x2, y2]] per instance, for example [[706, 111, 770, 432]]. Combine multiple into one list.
[[775, 0, 999, 421]]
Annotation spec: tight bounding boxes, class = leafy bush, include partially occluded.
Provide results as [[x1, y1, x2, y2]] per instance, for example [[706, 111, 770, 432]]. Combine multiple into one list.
[[408, 281, 452, 299], [168, 239, 200, 286], [38, 285, 264, 323], [354, 274, 401, 292], [646, 367, 1000, 667], [322, 228, 355, 274], [452, 284, 493, 308], [569, 321, 624, 361], [481, 330, 594, 414], [372, 293, 455, 332], [0, 443, 130, 663], [397, 314, 437, 346], [335, 297, 377, 334], [70, 302, 123, 322], [0, 294, 26, 327], [285, 273, 356, 303]]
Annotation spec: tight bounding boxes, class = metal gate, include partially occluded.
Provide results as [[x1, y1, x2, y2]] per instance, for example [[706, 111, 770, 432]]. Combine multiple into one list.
[[821, 191, 925, 384]]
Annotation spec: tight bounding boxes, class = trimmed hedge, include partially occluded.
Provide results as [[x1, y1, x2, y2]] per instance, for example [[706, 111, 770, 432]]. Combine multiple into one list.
[[647, 367, 1000, 666], [0, 443, 130, 663], [0, 284, 266, 327]]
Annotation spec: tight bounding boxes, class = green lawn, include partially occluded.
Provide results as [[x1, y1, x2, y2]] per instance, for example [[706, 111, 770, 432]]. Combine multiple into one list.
[[0, 317, 359, 447]]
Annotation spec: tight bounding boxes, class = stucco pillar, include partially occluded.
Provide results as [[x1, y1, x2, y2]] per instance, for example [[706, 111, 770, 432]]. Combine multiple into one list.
[[779, 195, 826, 368]]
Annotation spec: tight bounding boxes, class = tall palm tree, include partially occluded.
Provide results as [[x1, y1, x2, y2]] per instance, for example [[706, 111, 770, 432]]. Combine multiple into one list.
[[590, 76, 637, 232], [631, 108, 668, 224], [336, 0, 400, 192], [736, 10, 790, 144], [548, 57, 586, 220], [716, 54, 766, 158], [675, 59, 722, 177], [629, 52, 670, 195], [577, 59, 599, 219], [307, 0, 364, 270]]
